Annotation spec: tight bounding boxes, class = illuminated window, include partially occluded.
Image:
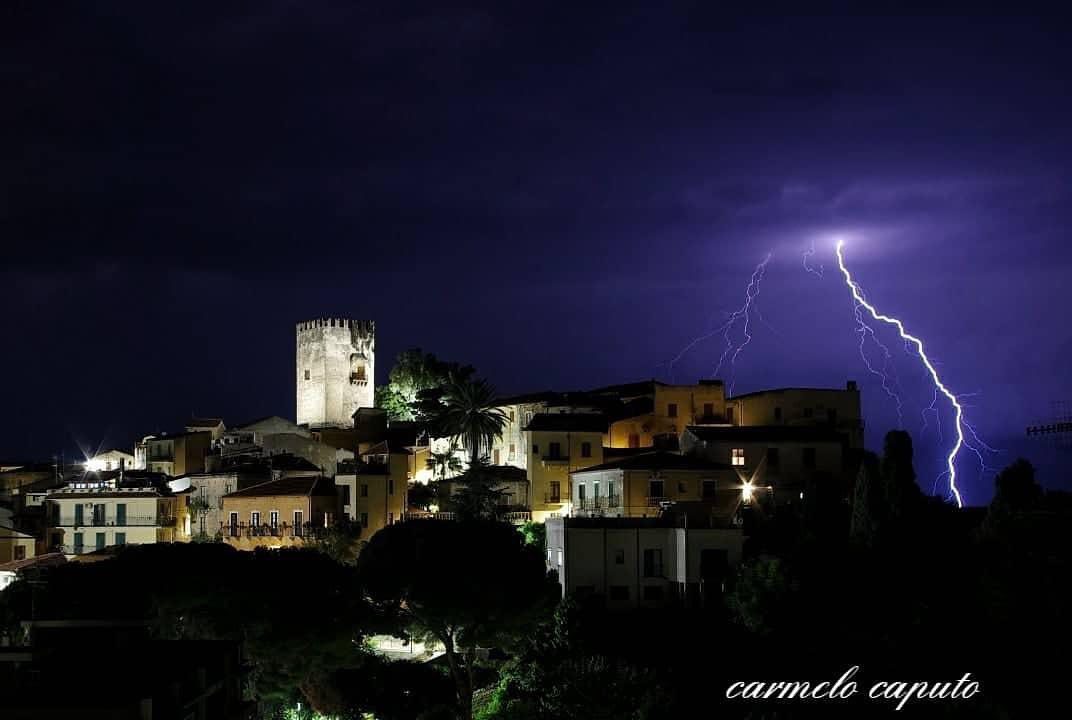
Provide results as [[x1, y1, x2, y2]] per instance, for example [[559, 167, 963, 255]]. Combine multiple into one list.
[[732, 448, 745, 466]]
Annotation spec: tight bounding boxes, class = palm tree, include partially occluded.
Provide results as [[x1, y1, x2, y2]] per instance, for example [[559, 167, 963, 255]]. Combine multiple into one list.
[[426, 442, 464, 481], [437, 376, 508, 467]]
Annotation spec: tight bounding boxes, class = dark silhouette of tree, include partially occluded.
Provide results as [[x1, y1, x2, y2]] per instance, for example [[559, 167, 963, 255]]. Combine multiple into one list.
[[312, 517, 363, 564], [850, 451, 881, 547], [881, 430, 922, 524], [357, 520, 555, 720], [436, 376, 507, 467], [725, 555, 799, 636]]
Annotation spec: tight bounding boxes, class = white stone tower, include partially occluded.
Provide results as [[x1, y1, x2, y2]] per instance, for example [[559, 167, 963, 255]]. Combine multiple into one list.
[[296, 318, 375, 428]]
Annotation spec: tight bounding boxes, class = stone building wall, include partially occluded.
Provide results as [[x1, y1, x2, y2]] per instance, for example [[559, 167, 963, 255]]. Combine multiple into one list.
[[296, 318, 375, 428]]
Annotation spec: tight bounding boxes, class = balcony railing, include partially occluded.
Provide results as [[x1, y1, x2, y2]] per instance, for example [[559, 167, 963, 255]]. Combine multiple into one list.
[[59, 515, 171, 528], [543, 493, 563, 504], [540, 455, 569, 465], [646, 496, 670, 507], [219, 522, 328, 540], [576, 496, 620, 511]]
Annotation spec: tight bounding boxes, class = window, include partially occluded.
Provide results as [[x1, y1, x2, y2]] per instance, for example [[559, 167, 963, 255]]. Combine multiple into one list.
[[95, 532, 106, 551], [732, 448, 745, 466], [229, 512, 239, 537], [614, 549, 625, 565], [726, 406, 735, 424], [628, 433, 640, 448], [270, 511, 279, 529], [294, 510, 304, 536], [115, 503, 126, 526], [508, 443, 516, 460], [115, 532, 126, 546], [678, 481, 687, 493], [578, 484, 586, 505], [388, 512, 394, 524], [649, 479, 665, 499], [703, 402, 714, 418], [360, 484, 369, 498], [804, 407, 814, 419], [304, 369, 310, 380], [549, 481, 561, 503], [766, 447, 780, 468], [609, 585, 629, 601], [548, 441, 562, 459], [341, 486, 351, 506], [360, 513, 369, 528], [509, 410, 516, 422], [493, 449, 500, 465], [251, 511, 261, 527], [388, 478, 394, 495], [702, 479, 717, 498], [14, 546, 26, 560], [643, 585, 664, 602], [73, 532, 84, 553], [547, 549, 554, 565], [643, 549, 663, 577], [92, 504, 106, 526], [532, 443, 539, 455], [828, 408, 838, 424], [580, 442, 591, 458], [803, 447, 817, 469], [75, 505, 84, 526], [774, 406, 782, 422], [667, 403, 678, 418]]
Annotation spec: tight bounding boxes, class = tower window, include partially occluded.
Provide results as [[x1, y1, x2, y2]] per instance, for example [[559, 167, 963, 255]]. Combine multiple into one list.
[[304, 370, 310, 380], [732, 448, 745, 466]]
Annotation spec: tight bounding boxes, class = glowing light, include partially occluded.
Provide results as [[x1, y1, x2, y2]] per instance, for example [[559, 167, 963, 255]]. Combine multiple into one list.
[[835, 239, 969, 507], [741, 480, 754, 503]]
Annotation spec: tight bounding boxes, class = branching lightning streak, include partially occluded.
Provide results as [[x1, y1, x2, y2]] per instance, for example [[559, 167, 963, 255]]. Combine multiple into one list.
[[803, 240, 824, 278], [665, 252, 773, 387], [836, 240, 970, 507], [712, 252, 773, 395]]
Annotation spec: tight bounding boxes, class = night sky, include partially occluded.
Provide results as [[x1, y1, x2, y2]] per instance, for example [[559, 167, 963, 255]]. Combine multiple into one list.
[[3, 3, 1069, 502]]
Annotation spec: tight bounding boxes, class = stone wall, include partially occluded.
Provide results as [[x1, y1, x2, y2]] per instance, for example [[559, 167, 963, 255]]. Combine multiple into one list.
[[296, 318, 375, 428]]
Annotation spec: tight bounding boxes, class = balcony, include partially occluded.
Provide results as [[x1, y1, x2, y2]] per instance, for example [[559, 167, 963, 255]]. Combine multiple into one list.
[[543, 493, 563, 505], [540, 455, 569, 466], [576, 496, 620, 511], [59, 515, 170, 528], [646, 496, 670, 507], [219, 522, 329, 540]]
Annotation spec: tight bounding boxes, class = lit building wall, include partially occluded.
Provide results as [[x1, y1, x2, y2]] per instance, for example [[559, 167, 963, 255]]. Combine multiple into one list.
[[527, 429, 604, 522], [296, 318, 375, 428], [727, 382, 863, 447]]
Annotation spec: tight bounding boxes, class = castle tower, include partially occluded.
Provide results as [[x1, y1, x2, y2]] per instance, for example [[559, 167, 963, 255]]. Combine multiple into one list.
[[296, 318, 375, 428]]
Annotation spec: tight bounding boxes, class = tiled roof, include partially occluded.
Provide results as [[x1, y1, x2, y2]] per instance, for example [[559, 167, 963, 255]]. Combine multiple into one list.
[[224, 475, 336, 498]]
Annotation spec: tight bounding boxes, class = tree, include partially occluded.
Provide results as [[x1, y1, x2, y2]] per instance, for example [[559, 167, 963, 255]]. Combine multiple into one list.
[[376, 349, 476, 421], [436, 376, 507, 468], [725, 555, 799, 636], [850, 451, 881, 547], [881, 430, 922, 523], [427, 442, 464, 481], [313, 517, 363, 564], [358, 520, 555, 720]]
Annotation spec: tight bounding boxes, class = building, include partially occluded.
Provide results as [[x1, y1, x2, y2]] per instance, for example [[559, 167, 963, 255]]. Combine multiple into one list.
[[296, 317, 375, 428], [83, 449, 135, 473], [0, 462, 57, 497], [486, 392, 558, 470], [336, 453, 406, 538], [597, 379, 729, 448], [219, 475, 339, 550], [174, 464, 272, 539], [681, 425, 850, 503], [210, 416, 347, 476], [142, 431, 212, 476], [185, 416, 226, 440], [45, 473, 193, 556], [725, 382, 864, 448], [524, 413, 608, 522], [569, 451, 743, 520], [0, 525, 35, 563], [546, 516, 744, 608]]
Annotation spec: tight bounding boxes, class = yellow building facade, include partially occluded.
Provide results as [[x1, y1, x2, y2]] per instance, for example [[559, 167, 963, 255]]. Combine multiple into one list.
[[725, 382, 863, 448], [524, 413, 607, 522], [220, 475, 339, 550]]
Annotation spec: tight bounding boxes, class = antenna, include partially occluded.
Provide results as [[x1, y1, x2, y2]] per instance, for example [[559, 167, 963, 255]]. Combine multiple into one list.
[[1026, 400, 1072, 451]]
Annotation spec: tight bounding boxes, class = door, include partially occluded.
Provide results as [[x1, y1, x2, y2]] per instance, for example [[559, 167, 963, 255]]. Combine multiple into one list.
[[228, 512, 239, 537], [294, 510, 304, 536], [115, 503, 127, 527]]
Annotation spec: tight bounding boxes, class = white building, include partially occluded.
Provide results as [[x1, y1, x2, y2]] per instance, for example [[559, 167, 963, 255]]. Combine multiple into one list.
[[84, 449, 135, 473], [546, 516, 744, 608], [46, 477, 192, 555]]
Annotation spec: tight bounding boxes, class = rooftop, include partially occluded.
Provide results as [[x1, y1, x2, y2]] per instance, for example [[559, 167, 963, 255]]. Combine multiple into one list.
[[685, 425, 847, 443], [728, 382, 858, 401], [524, 413, 609, 433], [224, 475, 336, 498], [571, 450, 732, 474]]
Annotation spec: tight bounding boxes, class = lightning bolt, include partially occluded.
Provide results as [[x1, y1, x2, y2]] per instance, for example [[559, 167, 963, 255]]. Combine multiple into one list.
[[836, 240, 975, 507], [664, 252, 773, 388], [712, 252, 773, 395], [803, 240, 825, 278]]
